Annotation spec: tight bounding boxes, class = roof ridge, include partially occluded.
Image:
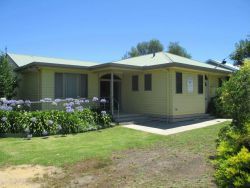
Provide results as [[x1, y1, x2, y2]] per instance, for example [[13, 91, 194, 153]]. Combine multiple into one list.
[[112, 51, 164, 63], [165, 52, 205, 64], [163, 52, 174, 63]]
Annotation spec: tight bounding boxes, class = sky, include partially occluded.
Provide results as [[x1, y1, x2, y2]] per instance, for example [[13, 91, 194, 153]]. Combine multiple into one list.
[[0, 0, 249, 64]]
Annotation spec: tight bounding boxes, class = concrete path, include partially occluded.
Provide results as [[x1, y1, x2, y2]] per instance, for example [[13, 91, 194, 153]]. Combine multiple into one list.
[[122, 119, 231, 136]]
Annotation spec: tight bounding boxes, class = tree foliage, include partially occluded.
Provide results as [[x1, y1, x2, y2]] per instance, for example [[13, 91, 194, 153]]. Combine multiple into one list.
[[0, 54, 17, 98], [167, 42, 192, 58], [230, 37, 250, 66], [216, 60, 250, 128], [123, 39, 164, 59], [213, 60, 250, 187]]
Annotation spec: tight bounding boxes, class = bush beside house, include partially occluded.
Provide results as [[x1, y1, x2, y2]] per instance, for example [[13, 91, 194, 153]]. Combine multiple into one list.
[[213, 60, 250, 187]]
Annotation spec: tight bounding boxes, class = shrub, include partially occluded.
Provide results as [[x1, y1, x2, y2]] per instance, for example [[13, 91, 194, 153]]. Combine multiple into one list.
[[214, 146, 250, 187], [0, 108, 112, 137], [213, 61, 250, 187], [214, 123, 250, 187]]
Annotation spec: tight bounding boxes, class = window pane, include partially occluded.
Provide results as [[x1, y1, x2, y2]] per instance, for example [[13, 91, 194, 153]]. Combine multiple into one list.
[[80, 74, 88, 97], [132, 75, 139, 91], [55, 73, 63, 98], [198, 75, 203, 94], [65, 73, 78, 98], [144, 74, 152, 91], [176, 72, 182, 93]]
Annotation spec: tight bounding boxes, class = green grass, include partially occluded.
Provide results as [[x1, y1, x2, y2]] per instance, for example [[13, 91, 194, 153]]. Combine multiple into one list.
[[0, 122, 229, 167]]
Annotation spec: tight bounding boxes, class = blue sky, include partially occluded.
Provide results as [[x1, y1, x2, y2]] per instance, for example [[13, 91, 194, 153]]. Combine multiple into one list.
[[0, 0, 249, 63]]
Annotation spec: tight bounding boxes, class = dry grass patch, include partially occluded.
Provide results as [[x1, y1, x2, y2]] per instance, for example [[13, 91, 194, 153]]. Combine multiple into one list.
[[0, 165, 61, 188]]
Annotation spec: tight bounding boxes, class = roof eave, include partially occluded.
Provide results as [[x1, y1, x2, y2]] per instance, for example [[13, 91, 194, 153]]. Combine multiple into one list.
[[15, 61, 90, 71], [15, 61, 232, 74]]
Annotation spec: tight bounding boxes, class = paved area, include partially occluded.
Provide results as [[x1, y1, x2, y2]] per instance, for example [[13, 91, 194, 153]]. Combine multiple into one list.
[[122, 119, 231, 135]]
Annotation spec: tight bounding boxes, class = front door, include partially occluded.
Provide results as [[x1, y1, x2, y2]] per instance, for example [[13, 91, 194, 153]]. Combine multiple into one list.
[[100, 77, 122, 111]]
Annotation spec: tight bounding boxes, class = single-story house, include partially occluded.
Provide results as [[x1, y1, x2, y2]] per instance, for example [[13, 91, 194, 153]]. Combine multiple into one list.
[[7, 52, 233, 122]]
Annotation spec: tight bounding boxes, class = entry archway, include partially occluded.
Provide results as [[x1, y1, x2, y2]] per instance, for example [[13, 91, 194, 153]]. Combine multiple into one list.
[[99, 73, 121, 113]]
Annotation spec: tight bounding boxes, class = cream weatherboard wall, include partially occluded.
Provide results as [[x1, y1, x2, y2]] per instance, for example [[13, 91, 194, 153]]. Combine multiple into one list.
[[18, 71, 41, 101], [17, 65, 228, 117], [121, 69, 170, 116], [170, 69, 205, 117], [170, 68, 227, 118]]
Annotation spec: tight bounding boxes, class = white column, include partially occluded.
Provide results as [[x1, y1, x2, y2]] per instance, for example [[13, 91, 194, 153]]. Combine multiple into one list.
[[110, 72, 114, 115]]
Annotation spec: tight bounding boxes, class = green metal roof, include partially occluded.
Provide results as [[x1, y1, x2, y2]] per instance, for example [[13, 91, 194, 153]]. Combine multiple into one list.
[[114, 52, 230, 72], [8, 52, 231, 73], [8, 53, 99, 67]]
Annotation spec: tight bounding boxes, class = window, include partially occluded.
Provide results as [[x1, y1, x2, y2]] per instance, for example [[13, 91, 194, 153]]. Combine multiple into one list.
[[55, 73, 63, 98], [176, 72, 182, 93], [198, 75, 203, 94], [132, 75, 139, 91], [144, 74, 152, 91], [55, 73, 88, 98]]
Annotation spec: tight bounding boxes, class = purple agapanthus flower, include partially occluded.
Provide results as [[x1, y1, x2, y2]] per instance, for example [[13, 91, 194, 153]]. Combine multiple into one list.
[[92, 97, 99, 102], [17, 100, 24, 105], [25, 100, 31, 107], [76, 106, 83, 112], [8, 100, 17, 105], [51, 101, 58, 106], [1, 117, 7, 122], [24, 127, 30, 134], [47, 120, 53, 125], [57, 124, 62, 131], [0, 105, 12, 111], [27, 134, 32, 139], [0, 97, 7, 102], [79, 99, 85, 104], [42, 130, 48, 136], [66, 98, 74, 102], [66, 108, 74, 113], [84, 99, 90, 103], [101, 111, 107, 115], [74, 100, 80, 105], [45, 98, 52, 101], [30, 117, 37, 123], [54, 99, 61, 103], [100, 99, 106, 103]]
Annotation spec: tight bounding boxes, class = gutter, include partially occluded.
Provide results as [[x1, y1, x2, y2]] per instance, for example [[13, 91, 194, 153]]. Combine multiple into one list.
[[14, 61, 232, 74]]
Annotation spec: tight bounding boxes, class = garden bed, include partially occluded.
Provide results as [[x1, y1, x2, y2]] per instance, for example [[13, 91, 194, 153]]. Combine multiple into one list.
[[0, 97, 112, 137]]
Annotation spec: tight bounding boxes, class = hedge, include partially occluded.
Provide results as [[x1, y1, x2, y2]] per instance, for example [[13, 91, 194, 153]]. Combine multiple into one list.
[[0, 108, 112, 137]]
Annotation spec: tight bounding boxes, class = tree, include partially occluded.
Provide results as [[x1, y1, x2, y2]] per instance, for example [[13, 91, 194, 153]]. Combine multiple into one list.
[[216, 59, 250, 128], [230, 37, 250, 66], [213, 59, 250, 187], [167, 42, 192, 58], [0, 53, 17, 98], [123, 39, 164, 59]]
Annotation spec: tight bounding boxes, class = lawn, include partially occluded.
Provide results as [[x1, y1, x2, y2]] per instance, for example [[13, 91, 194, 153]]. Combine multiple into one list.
[[0, 121, 230, 187], [0, 122, 228, 166]]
